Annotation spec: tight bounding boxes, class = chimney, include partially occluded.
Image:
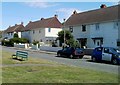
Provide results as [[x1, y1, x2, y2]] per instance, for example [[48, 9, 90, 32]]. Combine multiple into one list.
[[100, 4, 107, 8], [54, 14, 58, 18], [21, 22, 23, 25], [73, 10, 77, 15], [41, 18, 44, 20], [29, 21, 32, 23], [9, 25, 11, 28], [15, 24, 17, 26]]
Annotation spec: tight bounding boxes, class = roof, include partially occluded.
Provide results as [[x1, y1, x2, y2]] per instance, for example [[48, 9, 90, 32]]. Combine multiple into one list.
[[65, 5, 119, 26], [5, 24, 25, 33], [25, 17, 62, 31]]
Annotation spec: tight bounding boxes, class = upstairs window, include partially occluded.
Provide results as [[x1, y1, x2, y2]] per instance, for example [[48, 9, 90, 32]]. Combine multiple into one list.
[[69, 26, 73, 33], [95, 23, 100, 30], [82, 25, 86, 32], [33, 30, 35, 34], [114, 22, 118, 29], [48, 28, 51, 32]]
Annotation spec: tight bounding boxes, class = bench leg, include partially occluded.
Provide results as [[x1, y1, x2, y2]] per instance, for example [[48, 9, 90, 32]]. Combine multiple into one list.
[[12, 55, 17, 59]]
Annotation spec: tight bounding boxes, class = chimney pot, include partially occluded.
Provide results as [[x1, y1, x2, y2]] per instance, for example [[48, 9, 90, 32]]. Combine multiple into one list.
[[41, 18, 44, 20], [29, 21, 32, 23], [73, 10, 77, 14], [21, 22, 23, 25], [54, 14, 58, 18], [100, 4, 107, 8]]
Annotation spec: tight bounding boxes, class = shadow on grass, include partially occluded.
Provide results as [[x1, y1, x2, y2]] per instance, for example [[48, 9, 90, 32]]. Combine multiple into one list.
[[12, 58, 25, 61]]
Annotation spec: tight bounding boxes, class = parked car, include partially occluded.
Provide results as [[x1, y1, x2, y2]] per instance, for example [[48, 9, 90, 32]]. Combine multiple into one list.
[[57, 47, 84, 59], [92, 47, 120, 65]]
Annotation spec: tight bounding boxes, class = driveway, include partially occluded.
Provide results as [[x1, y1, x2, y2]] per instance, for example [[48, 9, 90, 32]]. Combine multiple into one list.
[[2, 46, 119, 74]]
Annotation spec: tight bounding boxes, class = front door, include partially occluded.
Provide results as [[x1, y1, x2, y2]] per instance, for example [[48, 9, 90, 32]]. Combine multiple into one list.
[[102, 48, 112, 61], [95, 40, 101, 47]]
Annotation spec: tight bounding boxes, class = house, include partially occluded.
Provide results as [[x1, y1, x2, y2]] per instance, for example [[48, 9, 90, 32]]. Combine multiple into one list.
[[22, 15, 62, 45], [65, 4, 119, 48], [3, 22, 25, 39]]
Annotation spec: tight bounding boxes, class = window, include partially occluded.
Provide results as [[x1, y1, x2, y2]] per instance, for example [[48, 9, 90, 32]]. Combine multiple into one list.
[[104, 48, 109, 53], [82, 25, 86, 32], [33, 30, 35, 34], [97, 41, 100, 46], [96, 23, 99, 30], [39, 30, 41, 33], [96, 47, 103, 52], [48, 28, 51, 32], [40, 39, 42, 42], [69, 26, 73, 33], [114, 22, 118, 29]]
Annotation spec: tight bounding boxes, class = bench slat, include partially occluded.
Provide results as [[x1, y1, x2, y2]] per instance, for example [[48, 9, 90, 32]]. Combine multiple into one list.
[[12, 51, 28, 61]]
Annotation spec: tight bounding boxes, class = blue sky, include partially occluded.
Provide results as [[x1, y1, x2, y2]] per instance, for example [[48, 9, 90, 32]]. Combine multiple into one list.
[[1, 2, 118, 30]]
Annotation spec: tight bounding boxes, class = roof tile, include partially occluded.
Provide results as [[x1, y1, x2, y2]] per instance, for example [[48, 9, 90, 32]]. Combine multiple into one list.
[[65, 5, 119, 26], [25, 17, 62, 31]]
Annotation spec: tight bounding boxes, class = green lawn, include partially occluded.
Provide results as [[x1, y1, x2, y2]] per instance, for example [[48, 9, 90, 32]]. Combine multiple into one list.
[[2, 50, 119, 83], [2, 51, 55, 64]]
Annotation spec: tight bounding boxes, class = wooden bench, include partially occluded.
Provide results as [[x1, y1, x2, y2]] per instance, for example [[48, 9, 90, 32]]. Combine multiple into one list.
[[12, 51, 28, 61]]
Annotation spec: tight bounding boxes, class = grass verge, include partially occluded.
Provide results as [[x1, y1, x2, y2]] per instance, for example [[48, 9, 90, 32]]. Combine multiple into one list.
[[2, 51, 55, 64], [2, 65, 118, 83], [2, 50, 119, 83]]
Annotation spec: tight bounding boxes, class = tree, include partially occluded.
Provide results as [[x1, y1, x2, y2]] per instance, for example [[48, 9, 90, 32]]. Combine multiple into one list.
[[13, 33, 19, 38], [57, 30, 73, 46], [57, 30, 80, 47]]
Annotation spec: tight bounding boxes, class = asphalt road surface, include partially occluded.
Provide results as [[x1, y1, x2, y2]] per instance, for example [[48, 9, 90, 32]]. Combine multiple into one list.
[[2, 46, 119, 74]]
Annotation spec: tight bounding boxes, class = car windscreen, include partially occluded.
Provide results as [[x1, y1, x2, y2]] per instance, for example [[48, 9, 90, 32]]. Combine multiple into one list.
[[111, 48, 120, 53]]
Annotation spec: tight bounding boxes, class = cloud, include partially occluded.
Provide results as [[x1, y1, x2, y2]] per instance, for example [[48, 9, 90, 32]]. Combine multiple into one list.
[[24, 0, 58, 8], [56, 8, 82, 21]]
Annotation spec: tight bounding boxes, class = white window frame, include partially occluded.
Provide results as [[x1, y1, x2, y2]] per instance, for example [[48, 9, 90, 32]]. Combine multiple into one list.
[[95, 23, 100, 30], [82, 25, 86, 32]]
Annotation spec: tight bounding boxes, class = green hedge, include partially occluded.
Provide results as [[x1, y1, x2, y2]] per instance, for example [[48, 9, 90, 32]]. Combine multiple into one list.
[[2, 38, 29, 47]]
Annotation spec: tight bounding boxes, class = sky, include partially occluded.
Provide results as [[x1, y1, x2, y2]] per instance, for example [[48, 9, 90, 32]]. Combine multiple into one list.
[[1, 1, 119, 30]]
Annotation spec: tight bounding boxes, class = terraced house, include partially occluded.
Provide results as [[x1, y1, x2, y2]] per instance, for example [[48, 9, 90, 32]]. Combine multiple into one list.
[[22, 15, 62, 44], [3, 22, 25, 39], [65, 4, 120, 48]]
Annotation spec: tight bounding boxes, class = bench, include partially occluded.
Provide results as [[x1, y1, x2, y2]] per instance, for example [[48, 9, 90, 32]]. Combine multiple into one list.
[[12, 51, 28, 61]]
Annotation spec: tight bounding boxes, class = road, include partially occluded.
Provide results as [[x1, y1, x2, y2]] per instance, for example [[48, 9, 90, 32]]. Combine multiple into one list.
[[2, 46, 120, 74]]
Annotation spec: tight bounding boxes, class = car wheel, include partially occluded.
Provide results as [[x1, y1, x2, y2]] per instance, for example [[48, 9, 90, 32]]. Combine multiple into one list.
[[112, 58, 118, 65], [57, 53, 61, 56], [70, 55, 74, 59], [92, 57, 96, 62], [79, 55, 83, 59]]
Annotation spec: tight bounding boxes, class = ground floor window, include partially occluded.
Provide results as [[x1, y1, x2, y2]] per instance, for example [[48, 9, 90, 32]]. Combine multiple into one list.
[[117, 41, 120, 46], [77, 38, 87, 48], [92, 37, 103, 47]]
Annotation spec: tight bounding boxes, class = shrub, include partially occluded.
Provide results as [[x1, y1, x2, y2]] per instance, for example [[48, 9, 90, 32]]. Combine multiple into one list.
[[10, 38, 20, 44], [1, 39, 14, 47], [33, 41, 39, 45], [2, 37, 29, 47], [52, 42, 57, 47], [10, 38, 29, 44], [19, 38, 29, 43], [13, 33, 19, 38]]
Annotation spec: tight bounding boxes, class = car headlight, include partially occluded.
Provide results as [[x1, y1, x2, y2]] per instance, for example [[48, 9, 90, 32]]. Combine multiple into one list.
[[119, 56, 120, 58]]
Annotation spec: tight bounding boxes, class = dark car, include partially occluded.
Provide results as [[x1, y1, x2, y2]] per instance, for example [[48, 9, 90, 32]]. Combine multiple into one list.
[[57, 47, 84, 59], [92, 47, 120, 65]]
